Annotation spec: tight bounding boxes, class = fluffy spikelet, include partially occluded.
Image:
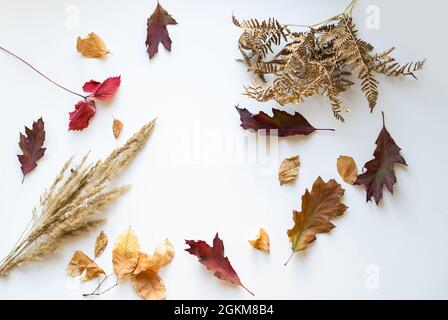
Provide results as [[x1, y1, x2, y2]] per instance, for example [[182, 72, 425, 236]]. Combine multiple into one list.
[[0, 119, 156, 277]]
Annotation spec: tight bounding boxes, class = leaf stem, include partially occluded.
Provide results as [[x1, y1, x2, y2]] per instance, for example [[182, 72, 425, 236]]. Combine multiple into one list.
[[83, 275, 119, 297], [0, 46, 88, 100], [241, 284, 255, 296], [284, 251, 295, 266]]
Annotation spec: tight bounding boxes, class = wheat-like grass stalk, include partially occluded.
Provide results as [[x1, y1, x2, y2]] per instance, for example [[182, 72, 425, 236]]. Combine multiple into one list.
[[0, 119, 156, 277]]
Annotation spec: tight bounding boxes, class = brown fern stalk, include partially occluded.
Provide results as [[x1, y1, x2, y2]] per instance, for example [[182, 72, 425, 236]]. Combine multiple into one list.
[[0, 119, 156, 277]]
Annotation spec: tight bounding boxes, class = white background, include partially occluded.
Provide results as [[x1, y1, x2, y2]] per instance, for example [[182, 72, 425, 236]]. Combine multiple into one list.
[[0, 0, 447, 300]]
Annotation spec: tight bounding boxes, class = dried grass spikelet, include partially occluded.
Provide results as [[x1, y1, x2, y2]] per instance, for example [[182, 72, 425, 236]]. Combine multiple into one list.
[[233, 0, 425, 121], [0, 119, 156, 277]]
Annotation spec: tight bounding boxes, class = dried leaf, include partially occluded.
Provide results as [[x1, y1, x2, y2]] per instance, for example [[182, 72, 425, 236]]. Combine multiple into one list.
[[76, 32, 110, 58], [69, 100, 96, 131], [185, 233, 253, 295], [249, 228, 270, 253], [133, 239, 174, 275], [66, 251, 104, 281], [337, 156, 358, 185], [146, 2, 177, 59], [132, 269, 166, 300], [279, 156, 300, 185], [287, 177, 347, 259], [18, 118, 46, 181], [94, 231, 108, 258], [112, 119, 123, 138], [112, 228, 140, 279], [236, 107, 334, 137], [355, 112, 407, 205], [82, 76, 121, 101]]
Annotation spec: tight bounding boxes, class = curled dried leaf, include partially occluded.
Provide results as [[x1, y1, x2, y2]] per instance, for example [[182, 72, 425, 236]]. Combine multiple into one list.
[[132, 269, 166, 300], [76, 32, 110, 58], [112, 119, 123, 138], [82, 262, 105, 281], [249, 228, 270, 253], [94, 231, 108, 258], [66, 251, 104, 281], [133, 239, 174, 275], [279, 156, 300, 185], [112, 228, 140, 279]]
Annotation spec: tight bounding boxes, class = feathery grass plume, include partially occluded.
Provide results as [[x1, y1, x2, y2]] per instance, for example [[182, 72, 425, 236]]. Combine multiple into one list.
[[0, 119, 156, 277]]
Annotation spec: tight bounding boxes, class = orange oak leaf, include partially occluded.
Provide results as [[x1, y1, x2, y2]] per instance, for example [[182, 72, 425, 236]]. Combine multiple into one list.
[[17, 117, 46, 182], [286, 177, 347, 264], [185, 233, 254, 295], [146, 2, 177, 59], [355, 112, 407, 205]]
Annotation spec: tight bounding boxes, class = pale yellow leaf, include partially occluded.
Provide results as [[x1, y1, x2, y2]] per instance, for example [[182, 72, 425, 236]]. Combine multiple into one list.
[[94, 231, 108, 258], [112, 119, 123, 138], [112, 228, 140, 279], [337, 156, 359, 185], [76, 32, 110, 58], [279, 156, 300, 185], [249, 228, 270, 253], [132, 269, 166, 300]]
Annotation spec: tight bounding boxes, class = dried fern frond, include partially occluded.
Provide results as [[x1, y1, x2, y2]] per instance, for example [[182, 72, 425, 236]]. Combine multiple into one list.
[[234, 0, 425, 121], [0, 119, 156, 277]]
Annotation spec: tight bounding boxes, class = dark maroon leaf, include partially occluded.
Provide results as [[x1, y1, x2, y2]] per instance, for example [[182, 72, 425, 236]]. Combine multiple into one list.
[[18, 118, 46, 182]]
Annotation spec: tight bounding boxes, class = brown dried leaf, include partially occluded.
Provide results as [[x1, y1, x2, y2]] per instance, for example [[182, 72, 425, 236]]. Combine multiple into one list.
[[112, 119, 123, 138], [66, 251, 104, 281], [94, 231, 108, 258], [76, 32, 110, 58], [112, 228, 140, 279], [337, 156, 358, 185], [133, 239, 174, 275], [82, 261, 105, 281], [279, 156, 300, 185], [249, 228, 270, 253], [132, 269, 166, 300]]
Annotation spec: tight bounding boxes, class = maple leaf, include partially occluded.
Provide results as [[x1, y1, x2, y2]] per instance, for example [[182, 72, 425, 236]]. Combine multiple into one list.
[[17, 118, 46, 182], [355, 112, 407, 205], [146, 2, 177, 59], [337, 156, 359, 185], [76, 32, 110, 58], [286, 177, 347, 264], [185, 233, 254, 295], [235, 106, 334, 137], [279, 156, 300, 185], [112, 228, 140, 279], [249, 228, 270, 253], [82, 76, 121, 101], [69, 100, 96, 131]]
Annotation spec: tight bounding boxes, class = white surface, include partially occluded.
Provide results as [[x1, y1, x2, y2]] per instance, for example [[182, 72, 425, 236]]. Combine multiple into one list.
[[0, 0, 447, 300]]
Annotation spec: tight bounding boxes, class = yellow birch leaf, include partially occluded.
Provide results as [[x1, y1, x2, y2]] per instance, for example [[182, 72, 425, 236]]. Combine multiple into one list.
[[132, 269, 166, 300], [112, 228, 140, 279], [76, 32, 110, 58], [112, 119, 123, 138], [94, 231, 108, 258], [249, 228, 270, 253], [279, 156, 300, 185], [337, 156, 359, 185]]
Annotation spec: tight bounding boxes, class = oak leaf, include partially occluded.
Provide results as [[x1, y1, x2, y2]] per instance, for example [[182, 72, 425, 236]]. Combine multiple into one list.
[[354, 112, 407, 205], [82, 76, 121, 101], [236, 107, 334, 137], [66, 251, 104, 281], [112, 228, 140, 279], [17, 118, 46, 181], [185, 233, 253, 295], [94, 231, 108, 258], [146, 2, 177, 59], [69, 100, 96, 131], [132, 269, 166, 300], [249, 228, 270, 253], [112, 119, 123, 138], [279, 156, 300, 185], [287, 177, 347, 262], [76, 32, 110, 58], [337, 156, 358, 185]]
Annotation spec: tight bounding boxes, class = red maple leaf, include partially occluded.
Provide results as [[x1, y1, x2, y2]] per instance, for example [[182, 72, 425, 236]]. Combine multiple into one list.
[[185, 233, 253, 295], [18, 118, 46, 182], [82, 76, 121, 101], [355, 112, 407, 205], [69, 100, 97, 131], [146, 2, 177, 59]]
